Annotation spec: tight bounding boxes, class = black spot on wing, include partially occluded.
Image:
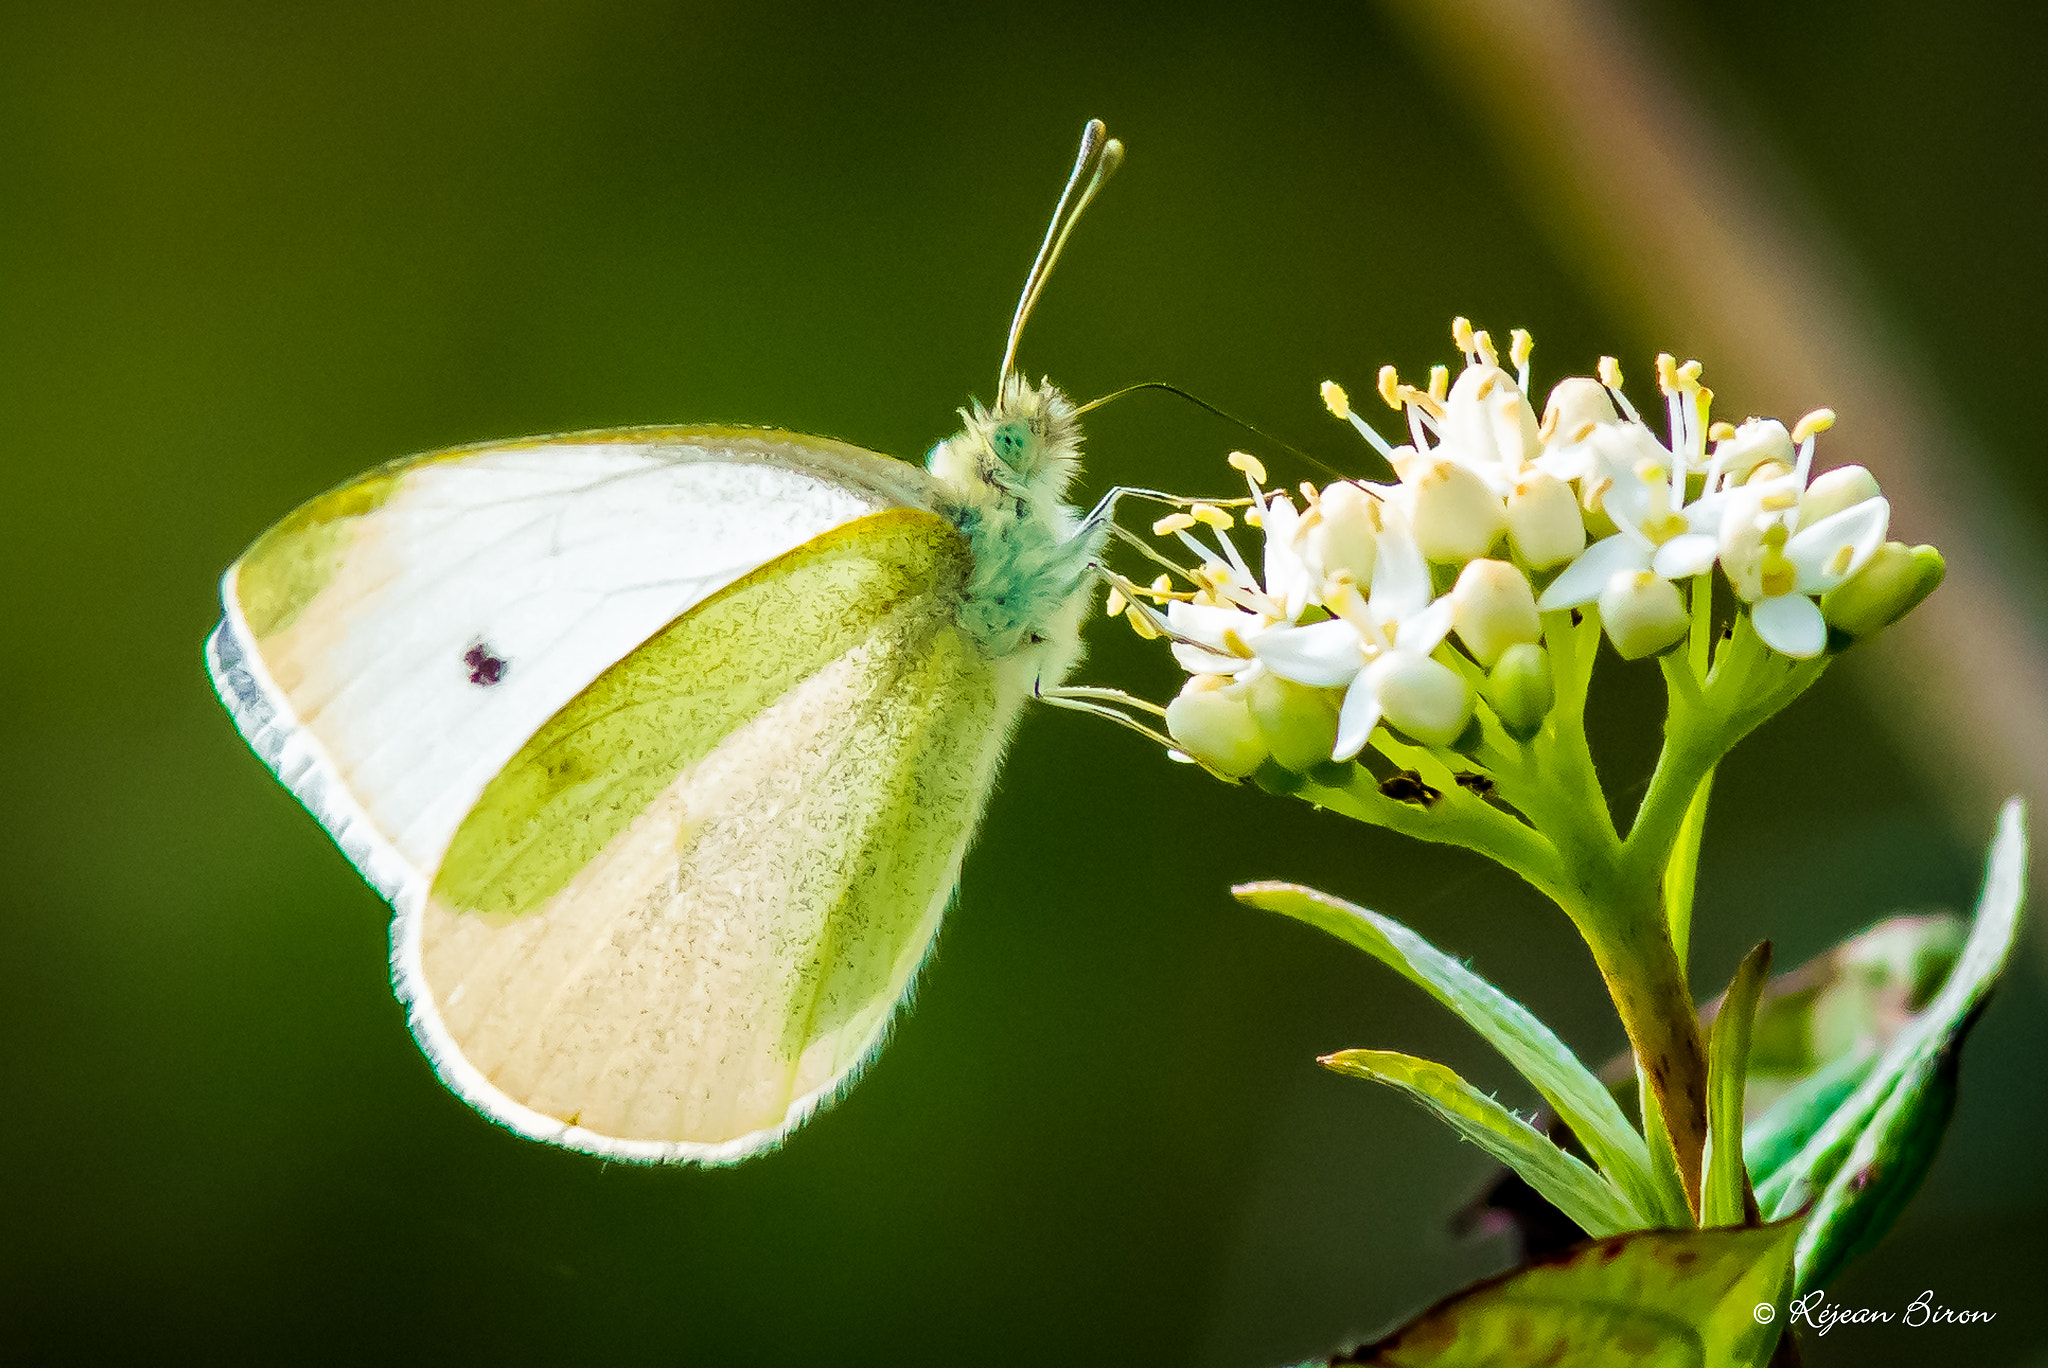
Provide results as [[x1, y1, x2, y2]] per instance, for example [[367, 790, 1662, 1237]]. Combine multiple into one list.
[[464, 641, 509, 687]]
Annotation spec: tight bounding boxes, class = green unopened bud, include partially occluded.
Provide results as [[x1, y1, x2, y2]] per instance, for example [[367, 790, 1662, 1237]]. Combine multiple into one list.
[[1821, 542, 1945, 638], [1800, 464, 1882, 527], [1165, 678, 1269, 778], [1409, 459, 1506, 564], [1247, 673, 1341, 772], [1485, 642, 1555, 741], [1450, 559, 1541, 668], [1598, 570, 1689, 660], [1310, 480, 1379, 585], [1538, 376, 1617, 447], [1506, 470, 1587, 570], [1364, 652, 1474, 747]]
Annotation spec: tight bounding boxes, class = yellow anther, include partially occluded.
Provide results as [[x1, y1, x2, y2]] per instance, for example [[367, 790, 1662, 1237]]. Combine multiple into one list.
[[1510, 328, 1534, 372], [1762, 490, 1798, 512], [1642, 512, 1689, 544], [1244, 507, 1263, 529], [1473, 329, 1499, 369], [1655, 353, 1680, 395], [1126, 607, 1160, 640], [1598, 356, 1625, 389], [1152, 512, 1196, 536], [1399, 385, 1446, 420], [1151, 574, 1174, 596], [1475, 371, 1498, 400], [1709, 421, 1737, 441], [1827, 544, 1855, 577], [1760, 550, 1796, 598], [1192, 503, 1234, 530], [1428, 364, 1449, 403], [1221, 627, 1257, 658], [1229, 450, 1268, 484], [1792, 408, 1837, 444], [1320, 381, 1350, 421], [1451, 316, 1476, 353], [1746, 459, 1792, 485], [1634, 457, 1667, 483], [1377, 365, 1403, 410], [1584, 475, 1614, 512], [1679, 359, 1704, 385], [1189, 673, 1228, 692], [1696, 384, 1713, 416], [1762, 523, 1790, 551], [1105, 587, 1127, 616], [1300, 482, 1322, 509]]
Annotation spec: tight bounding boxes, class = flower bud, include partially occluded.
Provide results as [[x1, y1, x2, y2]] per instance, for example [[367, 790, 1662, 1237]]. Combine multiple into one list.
[[1799, 464, 1882, 527], [1443, 364, 1543, 470], [1820, 542, 1945, 639], [1539, 377, 1618, 448], [1506, 469, 1587, 569], [1408, 459, 1506, 564], [1247, 672, 1342, 772], [1598, 570, 1689, 659], [1164, 679, 1269, 778], [1712, 418, 1795, 485], [1363, 651, 1474, 747], [1450, 559, 1541, 668], [1309, 480, 1379, 585], [1485, 642, 1555, 741]]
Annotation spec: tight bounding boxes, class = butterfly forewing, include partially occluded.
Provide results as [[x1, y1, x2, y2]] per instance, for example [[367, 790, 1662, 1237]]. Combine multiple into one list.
[[209, 428, 1019, 1160]]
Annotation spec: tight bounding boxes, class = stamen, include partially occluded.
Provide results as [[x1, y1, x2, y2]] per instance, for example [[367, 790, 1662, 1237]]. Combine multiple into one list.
[[1378, 365, 1403, 411], [1153, 512, 1197, 535], [1656, 353, 1680, 396], [1792, 408, 1836, 444], [1428, 365, 1449, 404], [1320, 382, 1351, 421], [1105, 587, 1127, 616], [1472, 329, 1500, 369], [1191, 503, 1235, 530], [1709, 421, 1737, 441], [1451, 316, 1476, 362], [1598, 355, 1625, 389], [1228, 450, 1268, 485], [1509, 328, 1534, 376]]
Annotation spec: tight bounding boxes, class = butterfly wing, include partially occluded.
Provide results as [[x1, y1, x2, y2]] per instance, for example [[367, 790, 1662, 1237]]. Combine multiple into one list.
[[210, 427, 1018, 1161]]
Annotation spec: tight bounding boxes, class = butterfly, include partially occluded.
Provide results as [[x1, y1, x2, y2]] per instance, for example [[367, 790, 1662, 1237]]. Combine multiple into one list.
[[207, 121, 1162, 1163]]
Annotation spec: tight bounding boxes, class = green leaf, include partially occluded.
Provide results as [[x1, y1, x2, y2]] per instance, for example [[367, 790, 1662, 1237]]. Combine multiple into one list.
[[1239, 882, 1663, 1226], [1321, 1050, 1641, 1238], [1743, 1047, 1874, 1189], [1752, 799, 2027, 1292], [1702, 942, 1771, 1227], [1323, 1217, 1804, 1367]]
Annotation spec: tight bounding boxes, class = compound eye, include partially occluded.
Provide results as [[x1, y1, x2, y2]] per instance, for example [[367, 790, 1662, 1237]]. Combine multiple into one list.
[[990, 420, 1031, 466]]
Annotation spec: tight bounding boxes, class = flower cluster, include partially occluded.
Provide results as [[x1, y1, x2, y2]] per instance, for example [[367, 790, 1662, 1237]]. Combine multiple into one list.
[[1117, 319, 1943, 780]]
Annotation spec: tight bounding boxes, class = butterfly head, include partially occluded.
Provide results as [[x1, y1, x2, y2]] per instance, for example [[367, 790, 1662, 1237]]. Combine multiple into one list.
[[927, 374, 1083, 506]]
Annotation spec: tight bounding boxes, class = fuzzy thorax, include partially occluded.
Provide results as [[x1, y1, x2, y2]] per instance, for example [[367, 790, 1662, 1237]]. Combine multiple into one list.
[[928, 375, 1100, 663]]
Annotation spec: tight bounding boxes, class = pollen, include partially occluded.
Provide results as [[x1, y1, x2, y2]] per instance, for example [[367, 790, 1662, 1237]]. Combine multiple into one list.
[[1192, 503, 1234, 530], [1320, 382, 1351, 421], [1230, 450, 1269, 484], [1792, 408, 1837, 443], [1153, 512, 1197, 536]]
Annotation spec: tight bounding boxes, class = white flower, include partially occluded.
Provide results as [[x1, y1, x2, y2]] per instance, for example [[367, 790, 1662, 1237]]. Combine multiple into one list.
[[1536, 419, 1725, 611], [1251, 510, 1466, 758], [1718, 476, 1889, 659]]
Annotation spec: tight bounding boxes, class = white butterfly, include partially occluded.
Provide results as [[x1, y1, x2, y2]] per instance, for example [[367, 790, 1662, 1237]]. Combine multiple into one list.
[[208, 122, 1161, 1163]]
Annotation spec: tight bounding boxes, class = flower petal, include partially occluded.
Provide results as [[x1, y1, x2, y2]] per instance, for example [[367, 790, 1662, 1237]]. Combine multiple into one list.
[[1751, 593, 1828, 659], [1252, 617, 1363, 687], [1787, 496, 1891, 593], [1398, 595, 1456, 657], [1537, 533, 1651, 610], [1332, 674, 1384, 761], [1370, 509, 1433, 621], [1651, 532, 1719, 580]]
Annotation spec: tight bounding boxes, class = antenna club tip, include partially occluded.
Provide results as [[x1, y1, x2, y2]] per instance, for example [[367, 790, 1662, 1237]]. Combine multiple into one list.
[[1320, 381, 1351, 420]]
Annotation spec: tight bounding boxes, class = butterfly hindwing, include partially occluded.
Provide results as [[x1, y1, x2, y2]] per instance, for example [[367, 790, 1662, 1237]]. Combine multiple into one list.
[[414, 509, 1012, 1160]]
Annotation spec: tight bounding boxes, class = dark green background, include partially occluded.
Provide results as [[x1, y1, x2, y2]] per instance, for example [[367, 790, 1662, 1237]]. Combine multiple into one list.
[[4, 2, 2042, 1363]]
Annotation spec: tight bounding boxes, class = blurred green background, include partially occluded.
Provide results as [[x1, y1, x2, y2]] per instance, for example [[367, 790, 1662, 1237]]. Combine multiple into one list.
[[4, 1, 2043, 1363]]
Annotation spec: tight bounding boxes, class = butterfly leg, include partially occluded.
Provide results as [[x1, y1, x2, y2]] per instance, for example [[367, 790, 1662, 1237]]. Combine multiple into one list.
[[1034, 681, 1175, 749]]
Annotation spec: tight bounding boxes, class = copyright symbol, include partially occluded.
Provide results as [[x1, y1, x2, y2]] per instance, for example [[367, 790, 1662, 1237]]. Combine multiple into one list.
[[1753, 1303, 1776, 1324]]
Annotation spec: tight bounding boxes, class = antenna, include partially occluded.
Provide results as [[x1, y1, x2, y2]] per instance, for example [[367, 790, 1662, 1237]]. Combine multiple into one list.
[[998, 119, 1125, 395], [1074, 381, 1346, 479]]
